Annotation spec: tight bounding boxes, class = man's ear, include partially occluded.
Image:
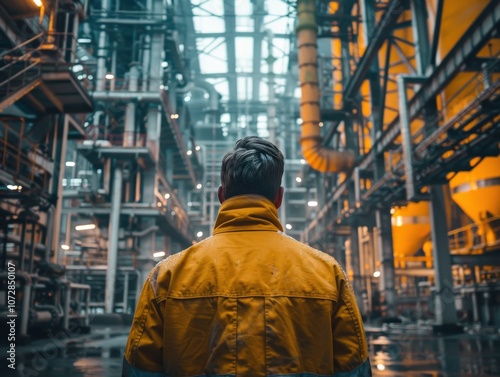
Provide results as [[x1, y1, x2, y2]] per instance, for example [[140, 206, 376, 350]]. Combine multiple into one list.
[[273, 186, 284, 209], [218, 186, 225, 204]]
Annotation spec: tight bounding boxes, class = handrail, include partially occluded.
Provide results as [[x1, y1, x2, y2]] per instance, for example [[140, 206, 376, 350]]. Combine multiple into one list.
[[0, 118, 51, 191], [448, 215, 500, 253], [0, 32, 45, 59], [0, 61, 40, 87]]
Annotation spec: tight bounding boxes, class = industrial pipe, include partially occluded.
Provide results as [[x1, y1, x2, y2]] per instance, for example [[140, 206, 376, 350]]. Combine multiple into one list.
[[296, 0, 355, 173], [130, 225, 159, 237], [105, 165, 123, 313]]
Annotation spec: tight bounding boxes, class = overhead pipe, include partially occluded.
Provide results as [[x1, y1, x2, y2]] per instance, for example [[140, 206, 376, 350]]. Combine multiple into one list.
[[296, 0, 355, 173], [129, 225, 159, 237], [96, 0, 109, 91], [265, 29, 277, 145]]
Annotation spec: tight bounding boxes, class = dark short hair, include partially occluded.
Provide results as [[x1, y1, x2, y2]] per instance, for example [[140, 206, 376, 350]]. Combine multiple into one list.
[[221, 136, 284, 202]]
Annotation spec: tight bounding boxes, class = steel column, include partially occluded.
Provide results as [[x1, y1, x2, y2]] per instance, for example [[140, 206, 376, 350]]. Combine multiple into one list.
[[105, 165, 123, 313], [429, 0, 444, 68], [429, 185, 457, 325], [411, 0, 458, 327], [376, 210, 396, 316], [51, 115, 69, 264], [96, 0, 109, 91], [397, 75, 416, 201], [411, 0, 430, 74]]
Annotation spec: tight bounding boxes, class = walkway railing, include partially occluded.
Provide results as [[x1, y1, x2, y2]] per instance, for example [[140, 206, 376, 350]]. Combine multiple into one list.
[[0, 33, 44, 108], [0, 117, 52, 190], [448, 216, 500, 254]]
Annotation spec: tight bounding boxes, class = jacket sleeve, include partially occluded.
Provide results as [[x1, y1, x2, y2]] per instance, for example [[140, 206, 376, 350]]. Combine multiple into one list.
[[123, 270, 165, 377], [331, 265, 372, 376]]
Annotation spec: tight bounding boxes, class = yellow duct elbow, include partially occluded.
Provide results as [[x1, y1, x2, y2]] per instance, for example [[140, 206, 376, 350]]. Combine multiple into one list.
[[301, 134, 356, 172], [296, 0, 355, 173]]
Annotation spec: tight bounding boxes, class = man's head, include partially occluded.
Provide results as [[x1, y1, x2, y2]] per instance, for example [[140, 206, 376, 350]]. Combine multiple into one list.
[[219, 136, 285, 208]]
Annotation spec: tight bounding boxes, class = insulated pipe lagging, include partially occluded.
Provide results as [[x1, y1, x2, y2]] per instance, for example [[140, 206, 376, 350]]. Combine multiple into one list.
[[296, 0, 355, 173]]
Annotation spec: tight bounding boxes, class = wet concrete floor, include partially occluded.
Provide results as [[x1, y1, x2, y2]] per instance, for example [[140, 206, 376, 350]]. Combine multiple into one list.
[[2, 326, 500, 376]]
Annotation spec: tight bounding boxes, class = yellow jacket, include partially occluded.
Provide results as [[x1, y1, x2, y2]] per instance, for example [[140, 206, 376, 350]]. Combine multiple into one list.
[[123, 195, 371, 377]]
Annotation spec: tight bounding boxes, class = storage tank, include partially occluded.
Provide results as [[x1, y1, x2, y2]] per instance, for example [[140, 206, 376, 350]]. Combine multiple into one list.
[[391, 202, 430, 265], [450, 157, 500, 245]]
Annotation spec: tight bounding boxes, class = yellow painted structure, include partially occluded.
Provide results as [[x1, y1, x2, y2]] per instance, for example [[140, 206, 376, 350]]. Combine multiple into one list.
[[391, 202, 430, 264], [427, 0, 500, 246], [450, 157, 500, 244]]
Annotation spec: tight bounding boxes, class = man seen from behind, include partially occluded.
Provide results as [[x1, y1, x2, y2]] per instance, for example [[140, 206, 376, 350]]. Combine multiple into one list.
[[123, 136, 372, 377]]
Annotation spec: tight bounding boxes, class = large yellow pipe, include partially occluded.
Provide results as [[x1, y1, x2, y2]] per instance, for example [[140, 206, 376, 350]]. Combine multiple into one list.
[[296, 0, 355, 173]]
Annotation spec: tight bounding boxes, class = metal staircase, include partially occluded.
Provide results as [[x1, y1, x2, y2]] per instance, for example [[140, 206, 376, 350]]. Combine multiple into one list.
[[0, 33, 43, 112], [0, 32, 93, 114]]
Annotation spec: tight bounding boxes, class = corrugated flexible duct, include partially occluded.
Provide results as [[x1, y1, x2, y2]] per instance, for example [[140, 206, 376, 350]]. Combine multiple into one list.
[[296, 0, 355, 172]]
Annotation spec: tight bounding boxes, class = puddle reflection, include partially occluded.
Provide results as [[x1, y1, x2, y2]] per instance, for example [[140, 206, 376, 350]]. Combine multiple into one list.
[[5, 330, 500, 376], [369, 334, 500, 376]]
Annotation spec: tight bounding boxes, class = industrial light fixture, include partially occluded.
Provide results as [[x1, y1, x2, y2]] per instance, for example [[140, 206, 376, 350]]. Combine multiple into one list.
[[61, 244, 70, 250], [33, 0, 42, 7], [285, 224, 292, 230], [65, 161, 76, 167], [75, 224, 96, 231], [307, 200, 318, 207], [184, 95, 191, 102], [296, 177, 302, 183], [164, 193, 170, 199], [105, 73, 114, 80], [300, 159, 306, 164], [186, 150, 192, 156], [390, 207, 396, 214], [373, 271, 381, 278], [196, 231, 203, 238], [77, 37, 91, 44], [161, 61, 168, 68], [170, 114, 179, 119], [7, 185, 22, 191], [153, 251, 165, 258], [376, 364, 385, 371], [195, 146, 201, 151], [319, 122, 324, 127], [394, 216, 403, 227], [196, 183, 202, 189]]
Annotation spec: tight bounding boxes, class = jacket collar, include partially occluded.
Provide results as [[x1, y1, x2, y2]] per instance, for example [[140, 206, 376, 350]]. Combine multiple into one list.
[[213, 195, 283, 234]]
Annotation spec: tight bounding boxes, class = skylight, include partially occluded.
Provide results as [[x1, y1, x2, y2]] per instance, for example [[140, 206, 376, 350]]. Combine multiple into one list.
[[235, 37, 254, 73], [188, 0, 294, 137]]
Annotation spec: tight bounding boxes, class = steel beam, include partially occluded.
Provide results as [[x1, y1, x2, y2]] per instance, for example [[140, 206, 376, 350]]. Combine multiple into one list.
[[411, 0, 431, 74], [252, 0, 265, 105], [429, 0, 444, 68], [378, 1, 500, 153], [223, 0, 238, 117], [397, 75, 419, 201], [309, 1, 500, 233], [343, 0, 403, 101]]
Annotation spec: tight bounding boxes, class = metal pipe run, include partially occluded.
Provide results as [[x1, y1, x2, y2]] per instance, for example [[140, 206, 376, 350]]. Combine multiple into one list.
[[296, 0, 355, 173], [105, 165, 123, 313]]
